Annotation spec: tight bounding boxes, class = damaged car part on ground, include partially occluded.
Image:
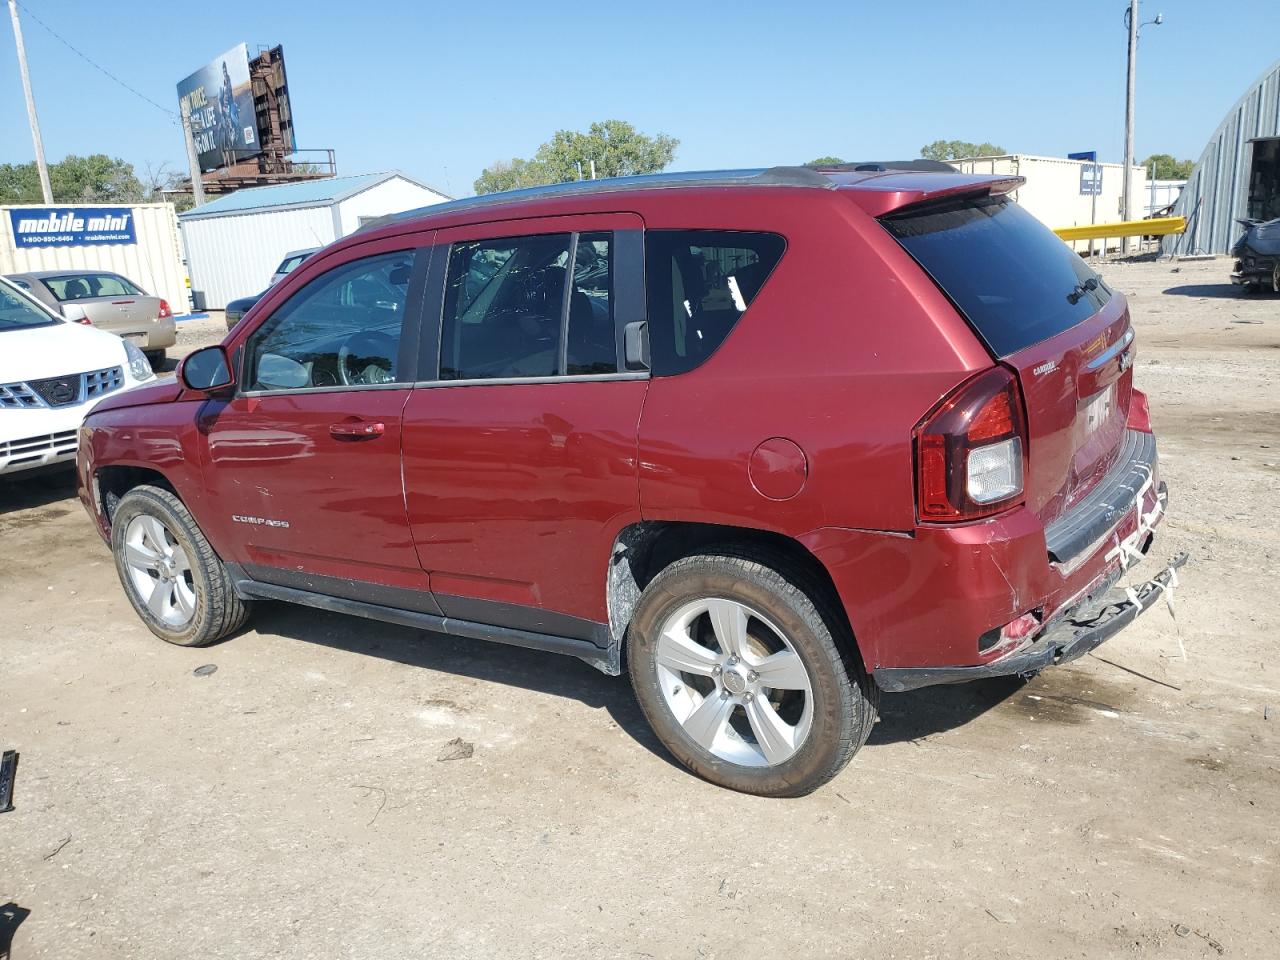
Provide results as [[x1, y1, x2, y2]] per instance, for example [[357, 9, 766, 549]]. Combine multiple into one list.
[[0, 750, 17, 814], [77, 165, 1180, 796]]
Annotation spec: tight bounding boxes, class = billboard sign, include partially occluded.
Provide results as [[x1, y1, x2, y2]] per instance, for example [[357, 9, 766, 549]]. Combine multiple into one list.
[[177, 43, 260, 172], [8, 207, 137, 248]]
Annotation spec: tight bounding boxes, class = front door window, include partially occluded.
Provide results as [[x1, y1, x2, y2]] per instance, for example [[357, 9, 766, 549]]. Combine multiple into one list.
[[245, 251, 416, 391]]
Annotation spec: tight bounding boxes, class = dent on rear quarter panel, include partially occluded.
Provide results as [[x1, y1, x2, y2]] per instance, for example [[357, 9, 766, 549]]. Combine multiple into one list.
[[635, 188, 991, 536]]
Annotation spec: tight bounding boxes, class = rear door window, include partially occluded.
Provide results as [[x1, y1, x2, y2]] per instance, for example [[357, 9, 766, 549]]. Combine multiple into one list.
[[276, 254, 310, 276], [440, 232, 619, 380], [881, 195, 1112, 356], [644, 230, 785, 376]]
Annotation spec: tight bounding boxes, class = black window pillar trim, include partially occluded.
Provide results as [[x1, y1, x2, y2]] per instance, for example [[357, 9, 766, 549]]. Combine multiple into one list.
[[394, 241, 435, 384], [557, 232, 579, 376], [416, 241, 448, 382], [612, 229, 646, 371]]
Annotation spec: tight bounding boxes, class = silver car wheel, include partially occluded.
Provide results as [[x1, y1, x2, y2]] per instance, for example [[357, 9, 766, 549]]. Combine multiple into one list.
[[655, 597, 814, 767], [123, 515, 196, 628]]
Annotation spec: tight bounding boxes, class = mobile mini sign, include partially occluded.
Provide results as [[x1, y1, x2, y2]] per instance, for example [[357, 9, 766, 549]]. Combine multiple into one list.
[[8, 208, 137, 248]]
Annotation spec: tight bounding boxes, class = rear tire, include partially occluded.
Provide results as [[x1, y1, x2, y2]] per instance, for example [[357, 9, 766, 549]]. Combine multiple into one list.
[[628, 548, 877, 797], [110, 485, 249, 647], [145, 350, 166, 367]]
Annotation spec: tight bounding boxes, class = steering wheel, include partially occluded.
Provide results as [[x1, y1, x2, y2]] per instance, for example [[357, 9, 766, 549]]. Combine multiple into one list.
[[338, 330, 398, 386]]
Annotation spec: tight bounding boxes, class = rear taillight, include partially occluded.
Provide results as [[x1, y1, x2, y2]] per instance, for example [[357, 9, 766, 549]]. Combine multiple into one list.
[[914, 367, 1028, 522], [73, 316, 92, 326], [158, 299, 172, 319]]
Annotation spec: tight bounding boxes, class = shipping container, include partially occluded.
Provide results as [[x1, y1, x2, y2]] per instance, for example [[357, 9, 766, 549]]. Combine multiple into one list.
[[1, 202, 189, 313]]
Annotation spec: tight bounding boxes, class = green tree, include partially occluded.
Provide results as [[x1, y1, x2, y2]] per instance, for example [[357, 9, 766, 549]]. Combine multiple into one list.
[[0, 154, 144, 203], [805, 156, 845, 167], [919, 140, 1006, 161], [475, 120, 679, 195], [474, 157, 557, 195], [0, 162, 42, 202], [1141, 153, 1194, 180]]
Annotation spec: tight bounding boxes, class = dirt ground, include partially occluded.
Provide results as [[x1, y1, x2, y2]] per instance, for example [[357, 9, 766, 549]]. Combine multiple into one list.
[[1, 260, 1277, 959]]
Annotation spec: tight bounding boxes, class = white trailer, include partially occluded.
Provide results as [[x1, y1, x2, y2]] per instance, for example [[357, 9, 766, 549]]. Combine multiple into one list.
[[948, 154, 1149, 253]]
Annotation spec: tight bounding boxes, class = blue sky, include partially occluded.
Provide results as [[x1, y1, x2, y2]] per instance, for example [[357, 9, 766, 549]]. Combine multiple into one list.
[[1, 0, 1274, 197]]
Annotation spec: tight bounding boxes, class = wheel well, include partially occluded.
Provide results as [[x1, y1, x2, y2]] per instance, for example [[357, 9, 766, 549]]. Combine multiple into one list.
[[607, 521, 867, 675], [95, 466, 177, 523]]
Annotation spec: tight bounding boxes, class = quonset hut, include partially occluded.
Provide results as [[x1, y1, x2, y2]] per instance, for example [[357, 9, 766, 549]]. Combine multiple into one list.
[[1164, 60, 1280, 256]]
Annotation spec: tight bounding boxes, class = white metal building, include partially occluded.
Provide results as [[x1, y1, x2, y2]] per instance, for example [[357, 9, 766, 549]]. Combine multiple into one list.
[[1162, 59, 1280, 257], [948, 154, 1147, 252], [179, 172, 450, 309], [1, 202, 189, 312]]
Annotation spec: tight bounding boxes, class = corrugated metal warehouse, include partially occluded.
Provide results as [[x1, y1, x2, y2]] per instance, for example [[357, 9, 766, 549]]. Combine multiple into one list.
[[179, 172, 450, 309], [1, 202, 188, 312], [948, 154, 1146, 253], [1163, 59, 1280, 256]]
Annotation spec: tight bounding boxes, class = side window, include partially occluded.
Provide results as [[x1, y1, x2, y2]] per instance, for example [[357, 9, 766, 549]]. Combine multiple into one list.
[[644, 230, 786, 377], [245, 250, 415, 392], [441, 232, 618, 380], [566, 233, 616, 375]]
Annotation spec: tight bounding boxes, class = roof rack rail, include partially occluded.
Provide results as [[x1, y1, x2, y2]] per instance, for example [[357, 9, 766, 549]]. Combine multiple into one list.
[[363, 166, 837, 231]]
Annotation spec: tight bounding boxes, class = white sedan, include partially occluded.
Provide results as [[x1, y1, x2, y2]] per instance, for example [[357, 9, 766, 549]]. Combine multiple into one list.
[[0, 277, 156, 477]]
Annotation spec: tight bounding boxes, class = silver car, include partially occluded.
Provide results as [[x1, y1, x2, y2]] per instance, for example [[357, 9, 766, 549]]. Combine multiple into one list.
[[268, 247, 319, 287], [5, 271, 176, 363]]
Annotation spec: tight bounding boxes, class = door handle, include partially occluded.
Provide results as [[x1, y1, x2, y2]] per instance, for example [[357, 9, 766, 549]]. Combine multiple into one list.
[[329, 420, 386, 439]]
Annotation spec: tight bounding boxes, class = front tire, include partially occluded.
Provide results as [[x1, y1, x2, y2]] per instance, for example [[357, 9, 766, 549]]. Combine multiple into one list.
[[628, 549, 877, 797], [110, 485, 249, 647]]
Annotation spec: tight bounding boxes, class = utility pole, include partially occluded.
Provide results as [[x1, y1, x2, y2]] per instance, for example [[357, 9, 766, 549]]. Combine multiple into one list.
[[7, 0, 52, 203], [180, 99, 206, 207], [1121, 0, 1139, 255]]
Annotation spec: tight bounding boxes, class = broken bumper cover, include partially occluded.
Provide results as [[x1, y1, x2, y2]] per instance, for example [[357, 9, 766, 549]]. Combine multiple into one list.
[[875, 551, 1188, 693]]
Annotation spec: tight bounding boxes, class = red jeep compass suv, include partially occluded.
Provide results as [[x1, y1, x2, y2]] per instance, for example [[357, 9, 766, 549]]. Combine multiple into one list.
[[77, 164, 1183, 796]]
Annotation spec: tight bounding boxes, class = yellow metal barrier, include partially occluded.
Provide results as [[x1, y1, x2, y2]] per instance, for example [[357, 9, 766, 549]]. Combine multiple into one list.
[[1053, 216, 1186, 241]]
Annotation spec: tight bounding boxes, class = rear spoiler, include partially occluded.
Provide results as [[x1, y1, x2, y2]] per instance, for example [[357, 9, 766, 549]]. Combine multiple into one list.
[[812, 159, 960, 174], [847, 174, 1025, 218]]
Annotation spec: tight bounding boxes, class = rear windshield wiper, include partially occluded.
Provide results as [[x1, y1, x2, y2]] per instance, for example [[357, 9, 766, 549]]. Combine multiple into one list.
[[1066, 276, 1100, 305]]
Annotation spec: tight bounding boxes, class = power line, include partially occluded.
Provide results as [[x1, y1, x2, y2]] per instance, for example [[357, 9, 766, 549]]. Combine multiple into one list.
[[13, 1, 178, 123]]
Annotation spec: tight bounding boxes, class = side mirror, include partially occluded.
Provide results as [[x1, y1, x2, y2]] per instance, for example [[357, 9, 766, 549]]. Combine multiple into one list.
[[623, 321, 649, 371], [180, 345, 234, 393], [62, 304, 91, 325]]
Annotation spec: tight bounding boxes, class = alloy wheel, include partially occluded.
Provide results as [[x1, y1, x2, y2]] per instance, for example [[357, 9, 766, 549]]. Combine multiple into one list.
[[654, 597, 814, 766], [122, 515, 197, 628]]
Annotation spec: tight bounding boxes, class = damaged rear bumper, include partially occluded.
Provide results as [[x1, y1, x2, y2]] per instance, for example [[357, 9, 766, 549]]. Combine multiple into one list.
[[875, 551, 1188, 693]]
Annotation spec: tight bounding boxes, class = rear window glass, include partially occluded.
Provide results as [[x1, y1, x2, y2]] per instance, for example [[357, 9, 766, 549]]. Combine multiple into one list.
[[644, 230, 785, 376], [881, 196, 1111, 356], [276, 254, 310, 276], [44, 274, 141, 301]]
